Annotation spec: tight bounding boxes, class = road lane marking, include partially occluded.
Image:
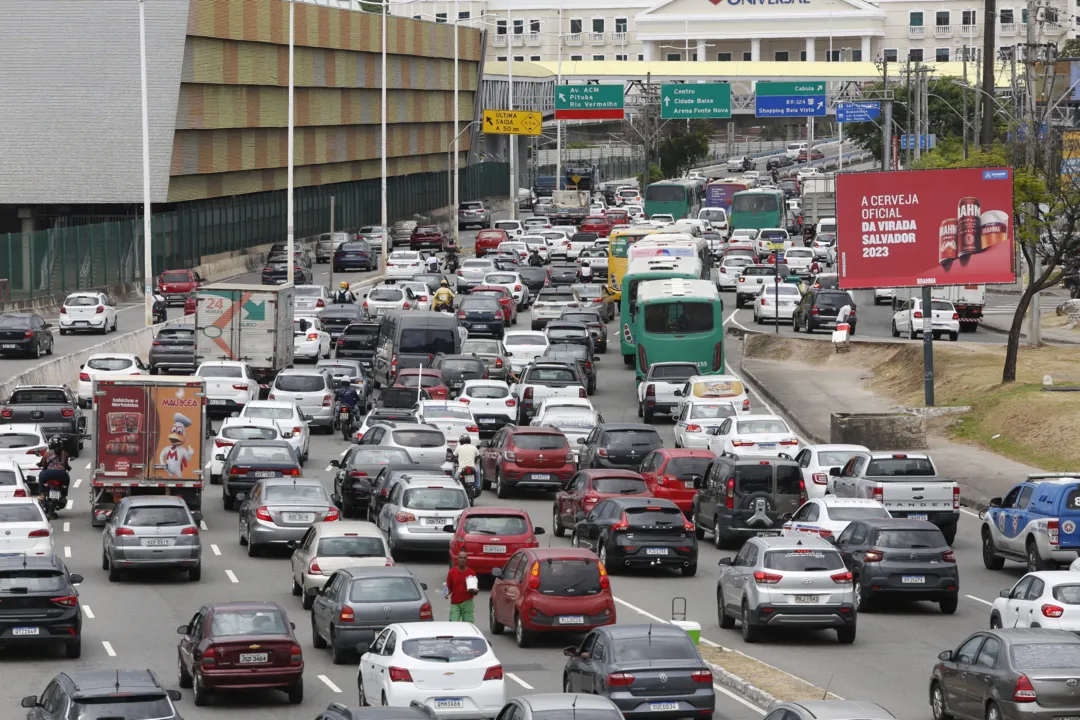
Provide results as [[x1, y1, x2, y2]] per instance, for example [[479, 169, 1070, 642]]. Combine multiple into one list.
[[201, 520, 208, 531], [204, 461, 211, 468], [211, 544, 221, 556], [318, 675, 342, 693], [73, 478, 82, 489], [64, 546, 71, 558], [714, 684, 765, 714], [961, 508, 980, 518], [82, 606, 95, 619], [967, 594, 993, 606], [340, 448, 349, 456], [63, 522, 70, 533], [506, 673, 533, 690], [85, 462, 91, 470], [614, 596, 667, 623], [102, 641, 116, 656], [325, 464, 334, 472], [68, 498, 74, 510], [225, 569, 239, 583]]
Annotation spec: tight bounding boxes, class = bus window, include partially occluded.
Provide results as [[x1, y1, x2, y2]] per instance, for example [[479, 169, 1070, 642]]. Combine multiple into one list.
[[643, 302, 715, 334], [646, 185, 687, 202], [732, 194, 778, 213]]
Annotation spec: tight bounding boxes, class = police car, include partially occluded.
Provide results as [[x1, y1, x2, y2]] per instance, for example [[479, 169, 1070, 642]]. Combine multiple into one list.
[[981, 473, 1080, 573]]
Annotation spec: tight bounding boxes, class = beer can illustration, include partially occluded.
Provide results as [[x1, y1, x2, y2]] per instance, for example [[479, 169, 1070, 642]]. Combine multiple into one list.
[[979, 210, 1009, 250], [938, 218, 958, 267], [957, 197, 981, 256]]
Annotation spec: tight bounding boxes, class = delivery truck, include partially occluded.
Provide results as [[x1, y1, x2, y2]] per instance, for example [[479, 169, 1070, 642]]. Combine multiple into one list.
[[800, 175, 836, 227], [933, 284, 985, 331], [194, 283, 294, 389], [90, 376, 207, 526]]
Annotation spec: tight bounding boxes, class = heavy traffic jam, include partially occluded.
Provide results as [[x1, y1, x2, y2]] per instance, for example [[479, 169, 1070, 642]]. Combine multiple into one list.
[[0, 167, 1069, 720]]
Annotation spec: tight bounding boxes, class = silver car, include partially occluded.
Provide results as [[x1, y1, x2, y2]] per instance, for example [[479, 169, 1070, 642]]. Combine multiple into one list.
[[314, 232, 352, 263], [531, 288, 579, 330], [269, 368, 336, 431], [102, 496, 202, 582], [461, 338, 511, 381], [239, 477, 338, 555], [294, 284, 333, 314], [716, 535, 856, 644], [358, 225, 388, 253], [364, 283, 418, 319], [458, 258, 497, 290], [376, 477, 469, 555], [458, 201, 492, 230], [358, 422, 448, 465]]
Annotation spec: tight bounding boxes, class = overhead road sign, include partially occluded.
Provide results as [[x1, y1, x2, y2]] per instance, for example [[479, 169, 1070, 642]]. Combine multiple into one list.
[[554, 84, 625, 120], [482, 109, 542, 136], [836, 101, 881, 123], [755, 81, 826, 118], [898, 134, 937, 150], [660, 84, 732, 119]]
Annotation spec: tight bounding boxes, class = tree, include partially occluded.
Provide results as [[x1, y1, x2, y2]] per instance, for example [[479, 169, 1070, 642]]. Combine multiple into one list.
[[636, 163, 664, 188], [1060, 38, 1080, 57], [656, 125, 710, 178], [360, 2, 386, 12]]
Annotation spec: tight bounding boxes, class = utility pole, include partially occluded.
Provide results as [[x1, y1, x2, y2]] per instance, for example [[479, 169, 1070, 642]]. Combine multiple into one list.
[[905, 58, 912, 167], [882, 56, 892, 171], [913, 63, 922, 162], [974, 49, 982, 151], [1024, 0, 1041, 345], [963, 45, 970, 158], [642, 73, 652, 191], [980, 0, 998, 146], [922, 67, 930, 153]]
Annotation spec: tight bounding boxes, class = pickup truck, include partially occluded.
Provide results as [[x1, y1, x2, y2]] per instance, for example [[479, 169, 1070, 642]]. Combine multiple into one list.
[[981, 474, 1080, 572], [0, 385, 87, 456], [509, 361, 588, 425], [636, 362, 700, 423], [830, 452, 960, 544]]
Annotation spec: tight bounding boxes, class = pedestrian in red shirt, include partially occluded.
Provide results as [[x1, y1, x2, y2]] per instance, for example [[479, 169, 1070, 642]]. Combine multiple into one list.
[[445, 550, 479, 622]]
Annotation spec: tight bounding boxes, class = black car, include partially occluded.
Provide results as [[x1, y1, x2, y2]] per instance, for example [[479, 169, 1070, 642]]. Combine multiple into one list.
[[777, 179, 799, 198], [571, 497, 698, 576], [0, 555, 83, 658], [320, 304, 367, 339], [378, 386, 431, 410], [0, 313, 53, 358], [22, 669, 182, 720], [517, 266, 550, 296], [553, 314, 604, 351], [334, 241, 376, 272], [336, 322, 380, 364], [366, 464, 450, 523], [149, 324, 196, 374], [792, 289, 857, 335], [835, 518, 959, 613], [220, 439, 303, 510], [766, 155, 794, 171], [577, 423, 663, 472], [543, 344, 596, 395], [431, 354, 487, 397], [0, 385, 85, 456], [550, 263, 580, 285], [456, 295, 505, 338], [330, 446, 412, 518], [262, 259, 313, 285]]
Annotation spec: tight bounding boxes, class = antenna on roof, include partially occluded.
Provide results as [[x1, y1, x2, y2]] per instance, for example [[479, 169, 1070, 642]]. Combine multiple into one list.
[[115, 669, 121, 693], [572, 692, 578, 720], [822, 674, 834, 700]]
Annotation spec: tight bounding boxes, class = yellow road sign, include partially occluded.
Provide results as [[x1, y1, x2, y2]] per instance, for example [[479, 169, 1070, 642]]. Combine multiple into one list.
[[571, 175, 581, 184], [482, 109, 542, 136]]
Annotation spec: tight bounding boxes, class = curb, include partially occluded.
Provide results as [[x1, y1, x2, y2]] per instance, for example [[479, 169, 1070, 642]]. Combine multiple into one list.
[[738, 352, 827, 445], [978, 318, 1080, 346], [704, 660, 777, 711]]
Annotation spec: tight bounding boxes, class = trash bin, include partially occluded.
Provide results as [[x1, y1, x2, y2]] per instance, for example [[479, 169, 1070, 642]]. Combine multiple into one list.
[[672, 620, 701, 646]]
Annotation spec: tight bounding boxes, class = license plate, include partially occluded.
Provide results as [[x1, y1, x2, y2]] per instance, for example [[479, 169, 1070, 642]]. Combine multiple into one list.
[[650, 703, 679, 712], [473, 324, 488, 330], [254, 471, 277, 478], [12, 627, 39, 636], [74, 321, 88, 326], [907, 513, 928, 521], [47, 490, 60, 500], [209, 399, 226, 405], [684, 480, 695, 489], [531, 473, 552, 480], [758, 443, 776, 449], [239, 652, 268, 664], [422, 517, 445, 526], [902, 576, 926, 584], [794, 595, 819, 603], [756, 531, 781, 537], [1, 344, 16, 349], [144, 538, 173, 547], [435, 699, 464, 709], [285, 512, 314, 523], [646, 548, 668, 556], [479, 418, 496, 424], [558, 615, 585, 625], [483, 545, 507, 554]]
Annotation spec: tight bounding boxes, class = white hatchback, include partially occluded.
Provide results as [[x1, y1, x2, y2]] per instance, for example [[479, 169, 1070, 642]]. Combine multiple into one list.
[[891, 297, 960, 341], [793, 444, 871, 498], [991, 571, 1080, 631], [59, 292, 117, 335], [0, 460, 30, 499], [673, 399, 738, 449], [521, 236, 550, 263], [414, 401, 479, 447], [716, 256, 751, 290], [237, 401, 311, 464], [753, 284, 801, 324], [781, 497, 891, 540], [493, 219, 524, 238], [0, 425, 49, 479], [196, 361, 260, 416], [706, 414, 799, 457], [458, 380, 516, 430], [0, 497, 53, 556], [77, 354, 149, 407], [482, 272, 529, 309], [293, 316, 332, 361]]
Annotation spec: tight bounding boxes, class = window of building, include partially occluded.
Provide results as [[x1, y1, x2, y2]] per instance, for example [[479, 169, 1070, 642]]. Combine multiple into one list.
[[593, 54, 605, 60], [615, 54, 628, 60], [936, 10, 950, 25], [413, 14, 422, 20], [851, 49, 862, 61], [667, 53, 682, 61], [800, 50, 807, 60], [497, 55, 507, 61], [512, 18, 524, 34], [743, 51, 752, 60], [910, 11, 924, 26], [592, 18, 605, 33], [529, 18, 540, 33], [717, 52, 732, 61], [1000, 8, 1014, 22], [496, 20, 507, 35], [999, 45, 1016, 59], [884, 48, 898, 62], [570, 55, 583, 61], [827, 49, 841, 61], [435, 12, 446, 23], [570, 18, 583, 34], [615, 17, 628, 33], [936, 47, 950, 61], [513, 55, 524, 62], [1045, 7, 1060, 22], [962, 9, 976, 25], [530, 55, 542, 61], [909, 48, 924, 61], [775, 51, 789, 61], [638, 53, 644, 60], [458, 11, 470, 20], [1022, 8, 1028, 23]]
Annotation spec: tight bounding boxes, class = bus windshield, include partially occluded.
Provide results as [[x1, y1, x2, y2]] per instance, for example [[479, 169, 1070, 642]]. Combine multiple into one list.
[[732, 194, 779, 213], [643, 302, 715, 334], [646, 185, 687, 202]]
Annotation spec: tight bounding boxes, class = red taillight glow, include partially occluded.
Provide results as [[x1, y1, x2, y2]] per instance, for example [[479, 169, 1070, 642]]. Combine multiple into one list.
[[290, 643, 303, 666], [419, 602, 433, 620], [28, 529, 50, 538], [52, 595, 78, 607], [256, 507, 272, 522], [79, 372, 90, 382], [202, 646, 216, 666], [691, 670, 713, 684], [872, 485, 883, 504], [395, 511, 417, 523], [115, 527, 134, 536], [95, 305, 105, 314], [323, 508, 340, 522], [0, 409, 10, 418], [812, 472, 828, 485], [607, 672, 635, 686], [726, 477, 735, 509], [831, 571, 853, 584], [484, 665, 504, 681], [863, 549, 884, 562], [13, 488, 26, 497], [1014, 675, 1037, 702], [339, 606, 355, 623], [181, 526, 199, 536], [1043, 604, 1065, 618], [389, 667, 413, 682], [942, 549, 956, 563], [753, 571, 783, 584], [1049, 519, 1060, 546]]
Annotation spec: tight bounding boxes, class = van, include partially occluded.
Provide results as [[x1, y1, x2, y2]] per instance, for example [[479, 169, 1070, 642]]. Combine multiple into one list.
[[373, 311, 461, 387], [786, 142, 808, 159], [816, 217, 837, 236]]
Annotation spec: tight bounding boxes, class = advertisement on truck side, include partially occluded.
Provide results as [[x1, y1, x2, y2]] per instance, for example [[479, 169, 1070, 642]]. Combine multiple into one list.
[[835, 168, 1016, 289]]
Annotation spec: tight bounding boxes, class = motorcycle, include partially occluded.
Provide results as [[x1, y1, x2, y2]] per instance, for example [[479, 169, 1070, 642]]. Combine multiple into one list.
[[40, 478, 68, 519], [434, 301, 454, 314], [459, 465, 478, 500], [152, 294, 167, 324], [338, 405, 354, 441], [445, 252, 460, 273]]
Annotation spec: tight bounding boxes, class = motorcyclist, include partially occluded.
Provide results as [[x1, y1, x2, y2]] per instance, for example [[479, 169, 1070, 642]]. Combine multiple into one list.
[[579, 259, 594, 283], [37, 437, 71, 519], [426, 253, 441, 273], [446, 240, 460, 272], [528, 249, 543, 267], [334, 281, 354, 304], [432, 280, 456, 311], [453, 434, 480, 491], [334, 379, 361, 431], [152, 294, 167, 324]]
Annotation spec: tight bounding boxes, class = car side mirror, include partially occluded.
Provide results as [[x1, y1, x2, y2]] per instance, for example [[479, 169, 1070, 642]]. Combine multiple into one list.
[[20, 696, 38, 709], [491, 568, 502, 578], [70, 573, 83, 585], [215, 453, 225, 461], [534, 527, 546, 535], [177, 624, 189, 635], [328, 459, 341, 468], [938, 650, 954, 662], [717, 557, 732, 566], [828, 467, 841, 477], [780, 513, 793, 521], [167, 690, 182, 702], [286, 540, 298, 550], [1000, 588, 1012, 598], [563, 646, 579, 657], [989, 497, 1003, 508]]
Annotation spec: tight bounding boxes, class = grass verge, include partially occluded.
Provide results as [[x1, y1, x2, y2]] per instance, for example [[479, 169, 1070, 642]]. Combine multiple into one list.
[[700, 646, 841, 701]]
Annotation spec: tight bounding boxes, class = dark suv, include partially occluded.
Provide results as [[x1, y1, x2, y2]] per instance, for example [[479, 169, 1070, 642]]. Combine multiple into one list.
[[792, 289, 857, 335], [149, 323, 196, 374], [0, 555, 84, 659], [577, 424, 663, 472], [691, 452, 806, 548], [22, 669, 181, 719]]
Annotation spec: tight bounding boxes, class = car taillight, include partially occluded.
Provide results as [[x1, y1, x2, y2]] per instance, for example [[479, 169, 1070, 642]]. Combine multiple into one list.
[[953, 486, 960, 510], [726, 477, 735, 509], [181, 526, 199, 536], [306, 333, 320, 341], [79, 372, 90, 382], [28, 529, 50, 538], [1042, 603, 1066, 618], [579, 387, 587, 398], [760, 297, 767, 306], [52, 595, 78, 607], [255, 507, 272, 521], [323, 508, 340, 522], [419, 602, 433, 620], [831, 571, 853, 584], [872, 485, 883, 504], [268, 393, 276, 400], [528, 561, 541, 589], [395, 511, 417, 523], [484, 665, 504, 681], [505, 398, 516, 407], [863, 549, 884, 562], [952, 313, 959, 320], [1014, 675, 1037, 702], [96, 305, 105, 314], [339, 605, 354, 622], [608, 673, 635, 686], [914, 310, 923, 319], [362, 301, 369, 311], [458, 311, 466, 319], [60, 306, 67, 314], [798, 478, 807, 504], [0, 409, 10, 419], [293, 426, 302, 435], [685, 424, 702, 433], [13, 488, 26, 497], [810, 305, 819, 315], [290, 643, 303, 666], [202, 646, 216, 666], [348, 470, 368, 479], [753, 571, 783, 584], [781, 438, 799, 446], [316, 298, 325, 308], [1049, 519, 1060, 546], [719, 267, 727, 274], [389, 667, 413, 683], [691, 670, 713, 684]]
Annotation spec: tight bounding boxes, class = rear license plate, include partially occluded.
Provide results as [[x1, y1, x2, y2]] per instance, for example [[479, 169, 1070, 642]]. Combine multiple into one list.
[[239, 653, 268, 664], [435, 699, 464, 709], [473, 324, 488, 330], [531, 474, 552, 481], [907, 513, 928, 521], [74, 321, 88, 326], [1, 344, 16, 349], [254, 471, 277, 478], [902, 576, 926, 584], [285, 512, 314, 523], [144, 538, 173, 547], [558, 615, 585, 625], [684, 480, 695, 489], [646, 548, 668, 556], [47, 490, 60, 500], [209, 399, 226, 405], [650, 703, 679, 712], [479, 418, 496, 424], [794, 595, 819, 603], [756, 531, 781, 537], [12, 627, 39, 636], [422, 517, 445, 526], [758, 443, 776, 449], [483, 545, 507, 554]]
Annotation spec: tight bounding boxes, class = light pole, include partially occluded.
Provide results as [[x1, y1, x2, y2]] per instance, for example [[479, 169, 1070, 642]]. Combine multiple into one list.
[[556, 9, 563, 191], [508, 8, 516, 220], [287, 0, 295, 286], [453, 0, 460, 249], [381, 2, 388, 259], [138, 0, 154, 326]]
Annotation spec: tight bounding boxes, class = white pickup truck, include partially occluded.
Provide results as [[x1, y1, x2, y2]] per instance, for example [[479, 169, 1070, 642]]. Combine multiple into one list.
[[636, 362, 700, 423], [509, 361, 589, 425], [829, 451, 960, 544]]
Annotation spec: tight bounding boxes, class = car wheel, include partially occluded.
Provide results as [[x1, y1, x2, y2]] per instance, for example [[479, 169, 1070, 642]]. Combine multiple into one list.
[[45, 338, 53, 355], [238, 518, 247, 546], [990, 613, 1002, 629], [891, 320, 900, 338], [101, 549, 109, 571], [563, 676, 573, 693], [489, 601, 505, 635], [108, 556, 121, 582], [514, 613, 531, 648], [1027, 538, 1051, 572], [331, 628, 348, 664], [740, 602, 760, 643], [931, 682, 953, 720], [223, 491, 233, 512], [302, 584, 315, 610], [637, 402, 643, 418], [836, 621, 856, 644], [982, 528, 1005, 570], [571, 531, 580, 548], [908, 322, 916, 340], [312, 613, 327, 648], [940, 596, 958, 614], [643, 407, 655, 424], [246, 535, 259, 557], [792, 316, 800, 333], [598, 543, 608, 567], [178, 654, 193, 688], [495, 469, 510, 499], [949, 332, 959, 341], [717, 589, 735, 629], [59, 328, 68, 336], [712, 517, 724, 550], [292, 577, 302, 597], [288, 678, 304, 704], [552, 505, 565, 537], [854, 574, 871, 611], [193, 673, 211, 707]]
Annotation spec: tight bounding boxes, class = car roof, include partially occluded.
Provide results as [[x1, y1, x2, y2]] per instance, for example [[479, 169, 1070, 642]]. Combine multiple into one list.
[[509, 426, 564, 436], [388, 423, 444, 433], [61, 669, 165, 697], [393, 621, 484, 638], [656, 448, 716, 459], [599, 423, 659, 432], [0, 554, 65, 572], [461, 506, 529, 518], [1020, 570, 1080, 584], [208, 601, 284, 614], [734, 414, 784, 422], [121, 495, 190, 508], [313, 520, 383, 538], [751, 535, 834, 550], [277, 367, 326, 377], [579, 469, 646, 480], [811, 444, 869, 453], [261, 477, 323, 488], [865, 451, 932, 460], [990, 628, 1080, 643], [602, 623, 692, 640], [402, 476, 460, 489], [461, 380, 510, 389], [778, 701, 896, 720], [519, 694, 620, 712], [245, 400, 297, 410], [861, 518, 942, 532]]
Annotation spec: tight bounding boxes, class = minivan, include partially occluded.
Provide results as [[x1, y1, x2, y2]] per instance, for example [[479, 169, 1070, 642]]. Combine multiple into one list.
[[373, 311, 461, 387], [269, 368, 336, 431]]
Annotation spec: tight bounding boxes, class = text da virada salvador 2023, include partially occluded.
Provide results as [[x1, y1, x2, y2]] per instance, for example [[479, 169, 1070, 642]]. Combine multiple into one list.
[[861, 193, 918, 246]]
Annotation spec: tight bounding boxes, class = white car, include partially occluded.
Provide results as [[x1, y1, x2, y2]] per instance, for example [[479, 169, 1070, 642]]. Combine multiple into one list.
[[497, 241, 530, 262], [360, 423, 449, 466], [59, 291, 117, 335], [521, 235, 550, 263], [781, 497, 891, 540], [0, 426, 49, 479], [482, 272, 529, 309], [618, 189, 642, 206], [991, 571, 1080, 631], [810, 235, 835, 262], [786, 142, 808, 159], [891, 297, 960, 341], [293, 285, 332, 316], [791, 444, 871, 498], [364, 283, 418, 318], [523, 217, 552, 232], [77, 353, 149, 407], [237, 400, 311, 463], [783, 247, 817, 276], [753, 284, 801, 325], [706, 414, 799, 457], [589, 203, 606, 215], [493, 219, 524, 238], [386, 250, 424, 280], [541, 230, 570, 253], [0, 460, 30, 499], [534, 406, 600, 451], [197, 361, 261, 416], [730, 228, 759, 244], [293, 316, 332, 361], [873, 287, 896, 306], [0, 497, 53, 557], [797, 166, 824, 180], [359, 622, 505, 716], [414, 400, 479, 447], [458, 380, 516, 431], [209, 418, 281, 483], [673, 399, 738, 449], [742, 170, 761, 181], [531, 397, 595, 426], [624, 204, 644, 220], [716, 256, 750, 291], [400, 281, 433, 310], [650, 214, 675, 226], [503, 331, 549, 372]]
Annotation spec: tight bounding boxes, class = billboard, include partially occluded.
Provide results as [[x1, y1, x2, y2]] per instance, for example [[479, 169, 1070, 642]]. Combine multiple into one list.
[[836, 168, 1016, 289]]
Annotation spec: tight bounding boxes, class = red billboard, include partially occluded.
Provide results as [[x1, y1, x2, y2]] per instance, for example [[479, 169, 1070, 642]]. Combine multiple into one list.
[[836, 167, 1016, 289]]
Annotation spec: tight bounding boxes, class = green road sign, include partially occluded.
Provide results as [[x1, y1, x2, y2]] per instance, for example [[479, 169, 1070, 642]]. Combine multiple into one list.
[[554, 84, 625, 120], [756, 81, 826, 96], [660, 84, 732, 119]]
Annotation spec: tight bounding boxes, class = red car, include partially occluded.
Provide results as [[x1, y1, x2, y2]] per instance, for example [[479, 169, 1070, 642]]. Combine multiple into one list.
[[184, 291, 198, 316], [410, 225, 445, 251], [158, 269, 202, 306], [579, 215, 612, 238], [489, 547, 615, 647], [475, 229, 509, 257], [470, 285, 517, 325], [176, 601, 304, 705], [639, 449, 715, 514], [478, 427, 576, 498], [448, 507, 544, 575], [797, 148, 826, 162], [552, 470, 651, 537], [604, 209, 629, 227], [393, 368, 450, 400]]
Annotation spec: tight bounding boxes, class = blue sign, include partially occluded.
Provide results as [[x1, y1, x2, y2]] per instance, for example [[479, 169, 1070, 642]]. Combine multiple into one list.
[[898, 134, 937, 150], [983, 169, 1010, 180], [755, 95, 827, 117], [836, 101, 881, 123]]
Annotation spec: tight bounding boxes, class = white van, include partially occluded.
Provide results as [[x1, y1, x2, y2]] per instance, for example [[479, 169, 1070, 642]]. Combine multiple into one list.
[[786, 142, 808, 159]]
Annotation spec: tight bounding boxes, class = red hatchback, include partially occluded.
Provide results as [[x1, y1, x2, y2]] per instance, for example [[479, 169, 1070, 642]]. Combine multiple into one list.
[[393, 368, 450, 400], [579, 215, 612, 238], [640, 449, 715, 514], [489, 548, 615, 647], [552, 470, 651, 537], [479, 427, 576, 498], [176, 601, 304, 706], [470, 285, 517, 324], [158, 269, 202, 306], [184, 291, 198, 316], [475, 229, 510, 257], [448, 507, 544, 575], [410, 225, 445, 251]]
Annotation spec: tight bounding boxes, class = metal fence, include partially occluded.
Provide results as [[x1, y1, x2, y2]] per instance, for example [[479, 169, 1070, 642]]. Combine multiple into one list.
[[0, 162, 509, 300]]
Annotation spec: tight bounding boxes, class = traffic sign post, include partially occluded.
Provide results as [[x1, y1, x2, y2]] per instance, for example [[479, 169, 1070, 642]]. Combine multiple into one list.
[[554, 84, 625, 120], [482, 109, 542, 136], [836, 101, 881, 123], [659, 84, 732, 119], [755, 81, 827, 118]]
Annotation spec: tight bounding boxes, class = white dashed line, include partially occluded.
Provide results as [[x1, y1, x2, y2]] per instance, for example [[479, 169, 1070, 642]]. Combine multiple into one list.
[[200, 520, 208, 531], [83, 606, 95, 619], [67, 499, 74, 510], [64, 546, 71, 558], [339, 448, 349, 456], [318, 675, 343, 693], [102, 641, 116, 656], [225, 569, 239, 583], [961, 507, 980, 518], [63, 522, 70, 533], [73, 478, 82, 489], [204, 461, 212, 469], [507, 673, 534, 690], [325, 464, 334, 472], [85, 462, 91, 470], [967, 594, 994, 606], [210, 544, 221, 556]]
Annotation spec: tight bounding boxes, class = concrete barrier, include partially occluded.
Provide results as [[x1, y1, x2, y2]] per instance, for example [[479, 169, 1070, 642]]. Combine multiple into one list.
[[830, 411, 928, 450]]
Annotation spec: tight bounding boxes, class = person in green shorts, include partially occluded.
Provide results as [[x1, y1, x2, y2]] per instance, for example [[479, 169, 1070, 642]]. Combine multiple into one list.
[[445, 550, 478, 622]]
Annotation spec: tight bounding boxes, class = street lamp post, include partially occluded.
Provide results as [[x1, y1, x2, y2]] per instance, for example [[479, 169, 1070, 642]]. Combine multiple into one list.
[[138, 0, 154, 327], [381, 2, 388, 259], [453, 0, 460, 249]]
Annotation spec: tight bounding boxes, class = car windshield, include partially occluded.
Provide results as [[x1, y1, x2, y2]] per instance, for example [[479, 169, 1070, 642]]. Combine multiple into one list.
[[161, 271, 191, 283], [69, 696, 175, 720], [235, 445, 295, 464], [929, 301, 954, 312], [612, 635, 697, 662], [402, 487, 467, 510], [244, 406, 293, 420], [865, 458, 935, 476], [393, 430, 445, 448], [222, 426, 277, 441], [156, 328, 194, 341], [424, 407, 473, 421], [295, 287, 323, 297], [340, 243, 368, 252], [817, 451, 861, 467], [0, 470, 19, 486], [399, 329, 456, 355], [736, 420, 788, 434], [690, 404, 735, 419], [537, 558, 603, 596], [275, 375, 324, 393], [461, 298, 500, 312], [1011, 644, 1080, 669], [604, 430, 661, 449], [764, 549, 846, 571], [544, 410, 594, 428], [548, 328, 587, 342], [462, 515, 529, 535], [343, 325, 379, 344], [1053, 585, 1080, 604], [830, 506, 891, 521], [666, 457, 713, 478], [462, 341, 499, 354], [396, 375, 443, 389], [723, 257, 751, 267], [402, 636, 488, 662], [87, 358, 133, 371], [465, 385, 508, 399], [198, 365, 243, 378], [593, 477, 648, 494], [123, 506, 189, 527], [529, 367, 578, 383], [0, 434, 41, 449], [538, 291, 575, 303], [317, 536, 384, 557], [8, 389, 68, 404], [210, 610, 289, 637], [505, 334, 546, 346], [350, 576, 422, 603], [873, 529, 944, 549], [514, 433, 569, 451], [369, 289, 403, 301], [0, 570, 65, 593], [263, 485, 329, 503], [786, 249, 814, 258]]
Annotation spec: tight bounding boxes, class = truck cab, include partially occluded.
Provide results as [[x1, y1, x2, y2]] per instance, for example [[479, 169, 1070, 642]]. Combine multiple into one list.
[[981, 475, 1080, 572]]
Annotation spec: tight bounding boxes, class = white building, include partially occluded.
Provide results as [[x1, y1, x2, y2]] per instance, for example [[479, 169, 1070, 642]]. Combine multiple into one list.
[[391, 0, 1072, 66]]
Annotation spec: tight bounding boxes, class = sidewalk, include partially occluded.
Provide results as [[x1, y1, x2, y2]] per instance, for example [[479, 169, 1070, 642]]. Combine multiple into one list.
[[740, 356, 1044, 505]]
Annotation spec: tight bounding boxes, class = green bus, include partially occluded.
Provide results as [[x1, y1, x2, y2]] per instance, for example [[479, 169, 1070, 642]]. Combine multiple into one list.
[[729, 188, 786, 231], [619, 256, 704, 365], [643, 180, 701, 221], [633, 277, 725, 381]]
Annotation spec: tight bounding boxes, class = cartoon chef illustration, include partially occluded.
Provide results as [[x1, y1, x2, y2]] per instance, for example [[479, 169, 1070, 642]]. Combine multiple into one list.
[[160, 412, 195, 478]]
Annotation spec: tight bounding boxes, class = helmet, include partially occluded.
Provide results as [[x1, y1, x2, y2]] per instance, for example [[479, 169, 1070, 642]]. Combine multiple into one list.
[[48, 437, 64, 451], [459, 434, 471, 445], [339, 281, 349, 290], [440, 279, 449, 287]]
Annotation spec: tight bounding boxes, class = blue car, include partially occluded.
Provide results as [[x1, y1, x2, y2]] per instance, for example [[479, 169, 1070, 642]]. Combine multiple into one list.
[[334, 241, 376, 272]]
